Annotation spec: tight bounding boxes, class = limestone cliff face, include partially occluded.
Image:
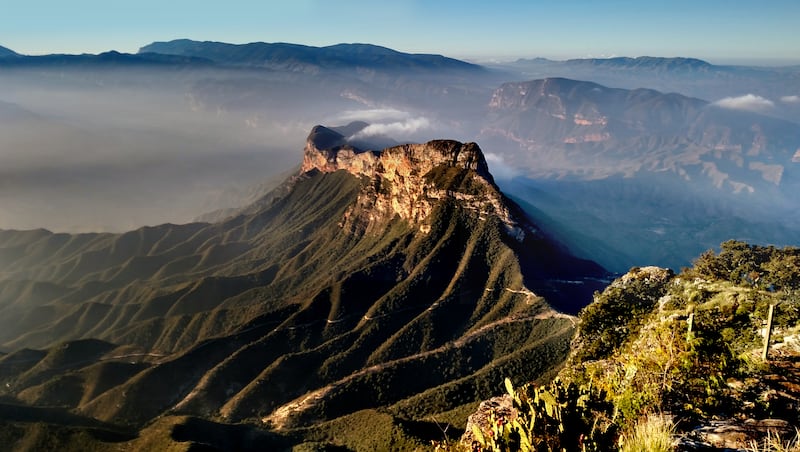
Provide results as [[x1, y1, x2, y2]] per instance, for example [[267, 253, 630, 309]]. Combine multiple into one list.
[[301, 125, 529, 238]]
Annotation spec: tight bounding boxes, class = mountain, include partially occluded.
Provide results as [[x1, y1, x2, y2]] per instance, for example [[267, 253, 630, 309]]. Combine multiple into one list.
[[0, 50, 213, 68], [0, 45, 18, 58], [0, 125, 606, 450], [562, 56, 716, 73], [139, 39, 485, 73], [511, 56, 718, 77], [497, 58, 800, 124], [0, 41, 498, 234], [480, 77, 800, 272], [0, 100, 39, 121], [484, 77, 800, 190]]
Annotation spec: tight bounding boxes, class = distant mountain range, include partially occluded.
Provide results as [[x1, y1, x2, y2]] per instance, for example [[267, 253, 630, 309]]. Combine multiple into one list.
[[0, 40, 483, 74], [0, 49, 213, 67], [482, 77, 800, 271], [138, 39, 485, 73], [563, 56, 715, 71], [0, 45, 18, 58], [515, 56, 717, 74], [501, 57, 800, 123], [483, 77, 800, 194]]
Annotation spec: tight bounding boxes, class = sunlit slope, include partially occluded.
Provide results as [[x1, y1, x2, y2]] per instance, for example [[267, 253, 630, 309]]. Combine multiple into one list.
[[0, 131, 604, 436]]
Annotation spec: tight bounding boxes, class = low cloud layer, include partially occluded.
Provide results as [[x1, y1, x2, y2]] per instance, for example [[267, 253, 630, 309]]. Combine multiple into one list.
[[484, 152, 520, 180], [780, 95, 800, 104], [351, 116, 432, 139], [712, 94, 775, 112], [335, 108, 412, 123]]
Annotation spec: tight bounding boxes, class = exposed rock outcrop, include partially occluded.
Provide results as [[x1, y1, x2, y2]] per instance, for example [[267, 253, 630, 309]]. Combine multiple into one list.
[[614, 265, 674, 287], [460, 395, 518, 447], [302, 124, 530, 238]]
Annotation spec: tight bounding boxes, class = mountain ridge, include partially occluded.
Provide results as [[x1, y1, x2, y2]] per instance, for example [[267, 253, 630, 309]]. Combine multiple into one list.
[[483, 77, 800, 193], [482, 76, 800, 271], [0, 125, 606, 449], [563, 55, 715, 72], [0, 45, 18, 58], [138, 39, 485, 73], [0, 50, 214, 67]]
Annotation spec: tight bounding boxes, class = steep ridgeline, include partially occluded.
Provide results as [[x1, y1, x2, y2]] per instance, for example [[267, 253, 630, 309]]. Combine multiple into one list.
[[0, 125, 605, 449]]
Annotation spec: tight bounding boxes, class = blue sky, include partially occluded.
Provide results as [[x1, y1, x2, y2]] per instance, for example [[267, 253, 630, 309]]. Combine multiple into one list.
[[2, 0, 798, 64]]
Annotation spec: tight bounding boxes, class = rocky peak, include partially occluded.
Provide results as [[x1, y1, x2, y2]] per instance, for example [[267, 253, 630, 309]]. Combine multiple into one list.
[[301, 124, 525, 237], [302, 124, 493, 181]]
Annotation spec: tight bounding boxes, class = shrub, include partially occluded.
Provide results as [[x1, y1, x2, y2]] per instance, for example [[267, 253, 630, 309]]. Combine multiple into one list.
[[470, 378, 617, 452], [575, 269, 672, 363]]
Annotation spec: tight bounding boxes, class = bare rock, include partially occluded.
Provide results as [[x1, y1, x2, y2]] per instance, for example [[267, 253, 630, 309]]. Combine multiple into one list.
[[460, 395, 518, 447], [680, 418, 794, 450], [301, 124, 531, 238]]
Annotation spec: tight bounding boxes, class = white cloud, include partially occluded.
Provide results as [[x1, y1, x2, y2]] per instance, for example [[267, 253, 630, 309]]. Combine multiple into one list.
[[780, 95, 800, 104], [335, 108, 412, 123], [712, 94, 775, 112], [351, 117, 431, 139], [484, 152, 520, 180]]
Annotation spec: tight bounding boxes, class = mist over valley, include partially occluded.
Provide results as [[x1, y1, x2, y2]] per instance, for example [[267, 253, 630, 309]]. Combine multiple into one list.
[[2, 42, 798, 271]]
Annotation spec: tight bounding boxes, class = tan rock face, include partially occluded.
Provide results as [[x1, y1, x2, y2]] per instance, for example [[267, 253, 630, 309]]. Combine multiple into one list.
[[616, 266, 674, 286], [461, 395, 517, 447], [301, 126, 527, 238]]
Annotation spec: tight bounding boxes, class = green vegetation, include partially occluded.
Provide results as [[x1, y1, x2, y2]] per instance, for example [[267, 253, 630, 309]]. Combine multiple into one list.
[[469, 378, 616, 451], [424, 166, 487, 195], [0, 151, 608, 450], [575, 267, 673, 362], [573, 241, 800, 423], [691, 240, 800, 292], [461, 241, 800, 451]]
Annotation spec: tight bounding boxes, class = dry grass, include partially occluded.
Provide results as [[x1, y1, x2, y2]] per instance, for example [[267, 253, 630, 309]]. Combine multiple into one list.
[[748, 430, 800, 452], [619, 414, 676, 452]]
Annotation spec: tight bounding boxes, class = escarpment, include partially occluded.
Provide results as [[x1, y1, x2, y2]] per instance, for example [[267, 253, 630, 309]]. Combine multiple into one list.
[[301, 124, 529, 238]]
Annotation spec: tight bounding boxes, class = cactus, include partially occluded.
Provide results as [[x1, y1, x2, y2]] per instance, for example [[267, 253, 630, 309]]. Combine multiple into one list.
[[476, 378, 617, 452]]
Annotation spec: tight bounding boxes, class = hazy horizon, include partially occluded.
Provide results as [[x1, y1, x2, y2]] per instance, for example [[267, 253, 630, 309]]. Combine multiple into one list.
[[5, 41, 800, 68], [2, 0, 798, 64]]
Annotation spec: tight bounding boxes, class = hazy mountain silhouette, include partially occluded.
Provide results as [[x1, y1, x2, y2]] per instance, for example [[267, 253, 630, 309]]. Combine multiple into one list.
[[0, 45, 18, 58], [139, 39, 485, 73], [484, 77, 800, 192], [0, 50, 213, 68], [562, 56, 716, 73], [482, 78, 800, 271], [498, 58, 800, 123]]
